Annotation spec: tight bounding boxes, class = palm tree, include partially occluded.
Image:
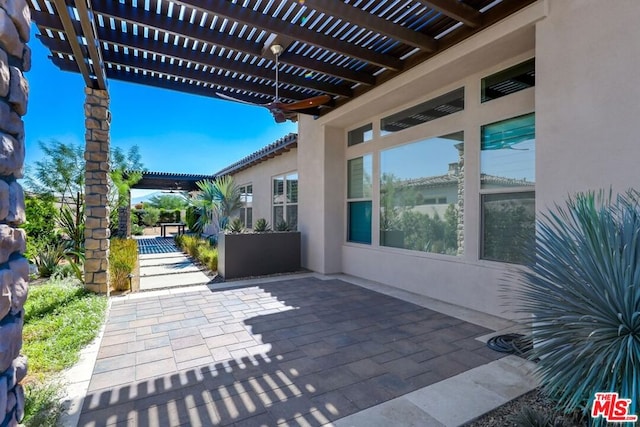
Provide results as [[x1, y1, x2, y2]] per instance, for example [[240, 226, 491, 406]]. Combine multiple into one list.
[[193, 176, 242, 235]]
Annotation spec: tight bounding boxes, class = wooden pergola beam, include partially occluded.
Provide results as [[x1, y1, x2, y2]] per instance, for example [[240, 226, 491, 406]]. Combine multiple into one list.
[[415, 0, 482, 28], [68, 3, 376, 86], [74, 0, 108, 89], [301, 0, 438, 51], [168, 0, 403, 71], [51, 49, 318, 103], [50, 0, 95, 87]]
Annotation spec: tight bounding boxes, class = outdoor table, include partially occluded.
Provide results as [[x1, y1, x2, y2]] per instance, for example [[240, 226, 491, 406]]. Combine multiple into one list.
[[160, 222, 186, 237]]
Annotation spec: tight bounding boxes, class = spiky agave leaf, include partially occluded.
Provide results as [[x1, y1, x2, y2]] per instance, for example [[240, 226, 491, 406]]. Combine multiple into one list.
[[510, 189, 640, 422]]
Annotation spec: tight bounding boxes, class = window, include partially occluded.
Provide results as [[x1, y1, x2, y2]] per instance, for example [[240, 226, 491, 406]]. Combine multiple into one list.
[[273, 173, 298, 230], [379, 132, 464, 255], [381, 88, 464, 135], [239, 185, 253, 228], [480, 114, 535, 263], [347, 155, 372, 244], [348, 123, 373, 146], [481, 59, 535, 103]]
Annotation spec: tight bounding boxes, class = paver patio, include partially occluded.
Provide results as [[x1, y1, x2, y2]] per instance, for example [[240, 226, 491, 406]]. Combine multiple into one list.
[[78, 277, 505, 426]]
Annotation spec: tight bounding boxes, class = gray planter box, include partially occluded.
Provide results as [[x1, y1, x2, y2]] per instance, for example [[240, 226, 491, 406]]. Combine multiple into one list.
[[217, 231, 301, 279]]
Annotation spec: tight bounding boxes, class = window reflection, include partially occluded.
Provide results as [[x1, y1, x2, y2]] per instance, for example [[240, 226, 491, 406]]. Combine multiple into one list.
[[380, 132, 464, 255]]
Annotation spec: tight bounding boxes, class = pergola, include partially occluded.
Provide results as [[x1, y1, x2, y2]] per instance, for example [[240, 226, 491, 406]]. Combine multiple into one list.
[[27, 0, 535, 293]]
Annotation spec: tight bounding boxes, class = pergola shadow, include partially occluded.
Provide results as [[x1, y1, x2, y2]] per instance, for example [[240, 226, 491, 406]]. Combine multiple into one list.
[[78, 278, 503, 426]]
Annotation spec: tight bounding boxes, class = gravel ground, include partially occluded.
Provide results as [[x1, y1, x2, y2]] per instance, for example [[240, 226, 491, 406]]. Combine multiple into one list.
[[463, 389, 588, 427]]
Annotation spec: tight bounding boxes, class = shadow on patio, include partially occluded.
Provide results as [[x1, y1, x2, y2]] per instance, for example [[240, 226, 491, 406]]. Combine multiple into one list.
[[77, 278, 504, 426]]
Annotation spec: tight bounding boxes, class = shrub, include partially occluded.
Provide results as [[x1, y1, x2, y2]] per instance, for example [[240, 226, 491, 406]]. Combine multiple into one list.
[[34, 243, 66, 278], [228, 217, 244, 233], [109, 238, 138, 291], [22, 195, 58, 261], [23, 380, 64, 427], [174, 235, 217, 271], [275, 220, 291, 231], [158, 209, 180, 223], [511, 190, 640, 421], [141, 207, 160, 227], [185, 206, 201, 232], [253, 218, 271, 232], [131, 224, 144, 236]]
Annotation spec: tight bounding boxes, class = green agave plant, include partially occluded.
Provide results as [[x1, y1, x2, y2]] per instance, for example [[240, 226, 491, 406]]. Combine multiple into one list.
[[511, 190, 639, 423]]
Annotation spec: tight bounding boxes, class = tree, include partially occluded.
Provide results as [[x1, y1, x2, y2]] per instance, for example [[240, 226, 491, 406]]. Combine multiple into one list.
[[147, 194, 188, 210], [25, 140, 84, 212], [110, 145, 145, 209], [193, 176, 242, 234]]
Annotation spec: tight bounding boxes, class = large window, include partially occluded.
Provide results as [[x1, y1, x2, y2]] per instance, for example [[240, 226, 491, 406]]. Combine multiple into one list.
[[273, 173, 298, 230], [480, 114, 535, 263], [379, 132, 464, 255], [347, 155, 372, 244], [239, 184, 253, 228]]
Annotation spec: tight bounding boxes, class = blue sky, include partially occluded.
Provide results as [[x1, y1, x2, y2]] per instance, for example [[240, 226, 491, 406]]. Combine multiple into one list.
[[23, 25, 297, 196]]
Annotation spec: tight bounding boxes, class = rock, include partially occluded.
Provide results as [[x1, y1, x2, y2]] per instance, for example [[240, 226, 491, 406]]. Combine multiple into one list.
[[0, 0, 30, 43], [21, 44, 29, 72], [0, 104, 25, 139], [7, 181, 24, 225], [12, 356, 26, 383], [9, 257, 27, 313], [8, 67, 27, 116], [0, 133, 24, 177], [0, 48, 8, 97], [14, 384, 23, 421], [0, 313, 22, 372], [0, 8, 22, 58], [0, 269, 10, 319], [0, 180, 8, 220], [0, 225, 25, 264], [0, 376, 6, 415]]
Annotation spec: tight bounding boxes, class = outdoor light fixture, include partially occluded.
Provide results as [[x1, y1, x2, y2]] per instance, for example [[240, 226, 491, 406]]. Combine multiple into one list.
[[270, 44, 284, 57]]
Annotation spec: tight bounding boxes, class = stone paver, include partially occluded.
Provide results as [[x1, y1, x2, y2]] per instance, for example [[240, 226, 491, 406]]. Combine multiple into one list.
[[76, 277, 515, 426]]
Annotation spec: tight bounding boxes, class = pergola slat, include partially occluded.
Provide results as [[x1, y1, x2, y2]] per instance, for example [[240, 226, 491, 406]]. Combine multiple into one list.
[[301, 0, 438, 52], [31, 0, 536, 116], [162, 0, 403, 71], [36, 22, 353, 98], [34, 6, 375, 86]]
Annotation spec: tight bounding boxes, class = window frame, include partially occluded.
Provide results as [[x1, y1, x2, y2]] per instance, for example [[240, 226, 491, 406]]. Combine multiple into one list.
[[346, 154, 373, 245], [238, 184, 253, 229], [478, 112, 536, 264], [272, 172, 298, 230]]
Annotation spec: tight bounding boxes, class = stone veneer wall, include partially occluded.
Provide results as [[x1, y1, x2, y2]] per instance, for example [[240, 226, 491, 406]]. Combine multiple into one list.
[[84, 88, 111, 293], [0, 1, 31, 425], [117, 205, 130, 238]]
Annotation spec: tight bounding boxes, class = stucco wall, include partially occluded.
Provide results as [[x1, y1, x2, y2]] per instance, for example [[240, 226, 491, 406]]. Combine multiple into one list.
[[535, 0, 640, 208], [230, 149, 297, 227], [296, 2, 545, 319]]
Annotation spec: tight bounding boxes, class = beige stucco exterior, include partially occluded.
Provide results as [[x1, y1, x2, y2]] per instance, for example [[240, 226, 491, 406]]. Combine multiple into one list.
[[230, 149, 298, 228], [227, 0, 640, 319]]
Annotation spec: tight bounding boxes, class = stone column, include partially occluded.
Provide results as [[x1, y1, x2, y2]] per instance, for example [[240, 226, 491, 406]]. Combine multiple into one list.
[[84, 88, 111, 293], [0, 1, 31, 425], [117, 190, 131, 238]]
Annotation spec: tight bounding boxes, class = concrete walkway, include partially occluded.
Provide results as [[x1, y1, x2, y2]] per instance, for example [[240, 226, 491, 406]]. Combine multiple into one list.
[[62, 274, 537, 427], [136, 237, 211, 291]]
